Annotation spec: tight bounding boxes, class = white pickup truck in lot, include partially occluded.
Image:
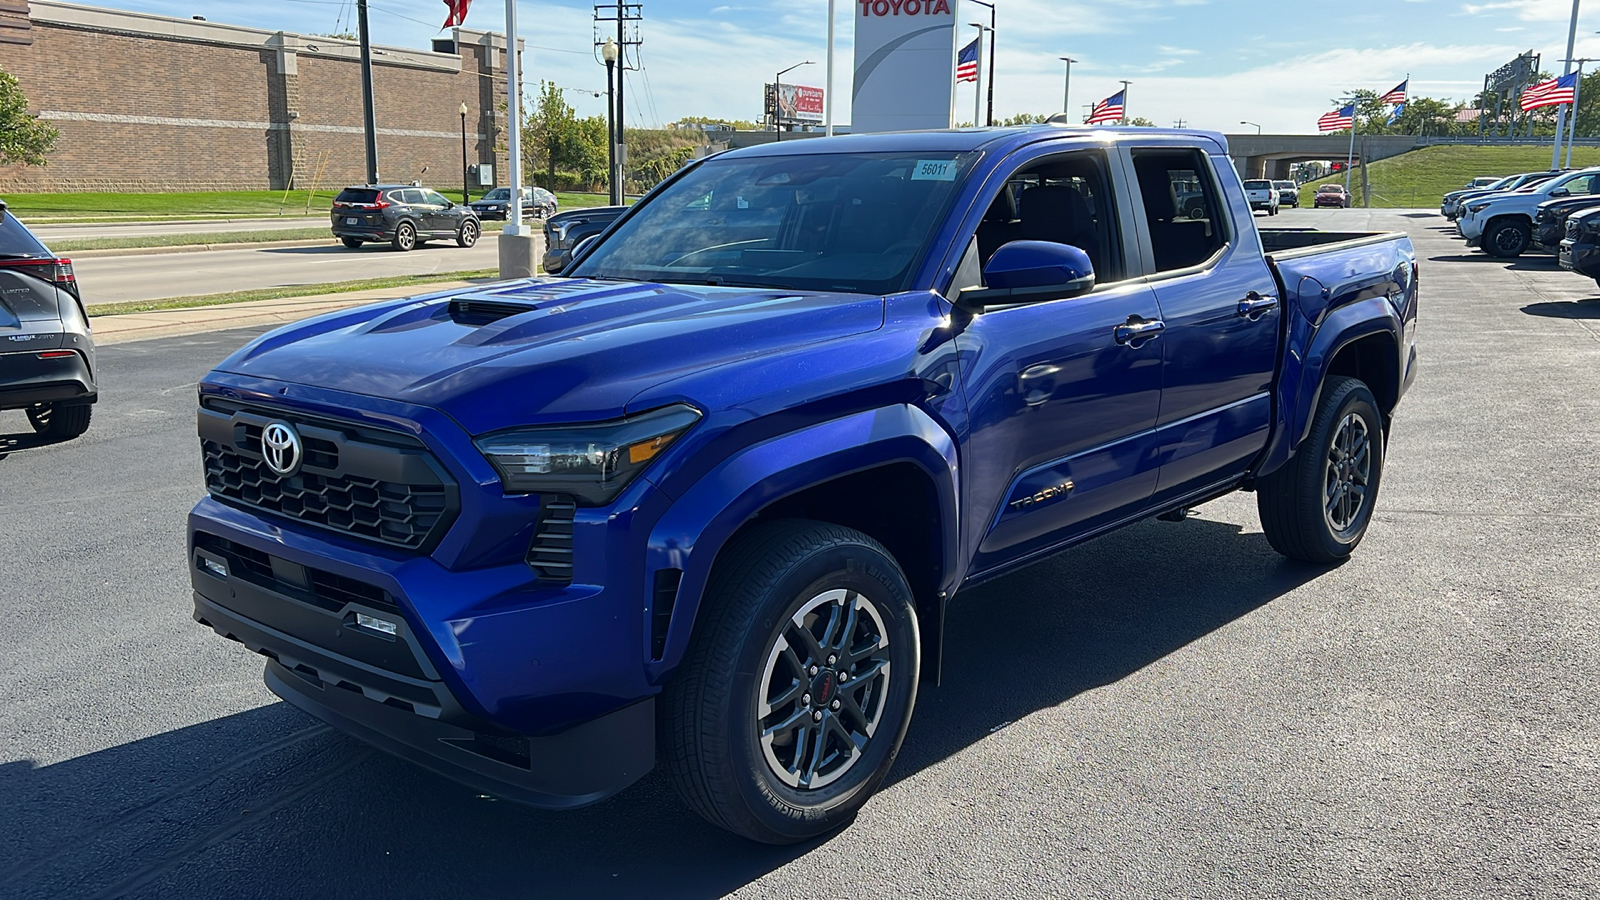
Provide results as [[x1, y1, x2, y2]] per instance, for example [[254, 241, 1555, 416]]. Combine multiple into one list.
[[1458, 167, 1600, 257], [1242, 179, 1280, 215]]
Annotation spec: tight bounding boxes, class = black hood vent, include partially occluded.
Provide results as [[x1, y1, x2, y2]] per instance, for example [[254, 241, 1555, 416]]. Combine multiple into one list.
[[449, 298, 534, 326]]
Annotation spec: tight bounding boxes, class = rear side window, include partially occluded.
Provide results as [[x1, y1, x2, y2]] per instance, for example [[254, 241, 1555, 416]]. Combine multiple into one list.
[[1243, 180, 1271, 190], [1130, 148, 1229, 273], [335, 188, 381, 204], [0, 211, 50, 257]]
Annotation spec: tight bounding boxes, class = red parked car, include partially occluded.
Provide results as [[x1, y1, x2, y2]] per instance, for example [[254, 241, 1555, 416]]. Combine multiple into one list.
[[1314, 184, 1351, 208]]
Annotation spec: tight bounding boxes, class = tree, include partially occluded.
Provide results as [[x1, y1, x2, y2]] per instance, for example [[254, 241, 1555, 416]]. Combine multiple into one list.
[[0, 67, 57, 167], [1001, 112, 1051, 126], [524, 80, 578, 187], [1125, 117, 1156, 127]]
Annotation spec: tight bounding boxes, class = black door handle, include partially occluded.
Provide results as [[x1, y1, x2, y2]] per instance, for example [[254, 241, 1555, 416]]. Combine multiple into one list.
[[1114, 315, 1165, 346], [1237, 291, 1279, 320]]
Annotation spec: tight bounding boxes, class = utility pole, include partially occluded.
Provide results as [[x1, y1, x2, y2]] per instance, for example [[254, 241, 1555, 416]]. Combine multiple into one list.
[[356, 0, 379, 184], [970, 0, 995, 126], [1554, 0, 1581, 169], [1059, 57, 1075, 115], [594, 4, 641, 200]]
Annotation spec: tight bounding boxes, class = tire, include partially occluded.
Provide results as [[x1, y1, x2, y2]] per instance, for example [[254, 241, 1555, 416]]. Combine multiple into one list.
[[457, 219, 480, 248], [1256, 376, 1383, 563], [26, 402, 92, 439], [662, 519, 920, 844], [392, 221, 417, 252], [340, 237, 363, 249], [1482, 218, 1530, 258]]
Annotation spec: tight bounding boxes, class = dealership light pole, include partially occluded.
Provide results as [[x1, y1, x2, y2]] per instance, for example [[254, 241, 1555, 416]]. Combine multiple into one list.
[[774, 60, 814, 142], [459, 102, 470, 204], [1059, 57, 1075, 115], [603, 38, 620, 205], [1240, 120, 1261, 134], [1553, 0, 1581, 170], [825, 0, 836, 136], [970, 0, 995, 126], [356, 0, 379, 184]]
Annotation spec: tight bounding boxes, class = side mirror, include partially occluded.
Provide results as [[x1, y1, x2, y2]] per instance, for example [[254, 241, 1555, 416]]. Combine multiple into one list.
[[955, 241, 1095, 314], [573, 235, 598, 257], [1551, 187, 1571, 198]]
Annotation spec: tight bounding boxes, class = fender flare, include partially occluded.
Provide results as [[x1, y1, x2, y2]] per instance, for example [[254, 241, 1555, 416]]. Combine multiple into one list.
[[1258, 294, 1401, 478], [640, 404, 960, 682]]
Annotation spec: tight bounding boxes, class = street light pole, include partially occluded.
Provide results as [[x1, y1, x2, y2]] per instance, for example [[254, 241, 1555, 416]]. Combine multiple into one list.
[[356, 0, 379, 184], [603, 38, 619, 205], [970, 0, 995, 126], [1059, 57, 1075, 115], [774, 60, 814, 143], [459, 102, 470, 204], [825, 0, 836, 136], [1240, 120, 1262, 134]]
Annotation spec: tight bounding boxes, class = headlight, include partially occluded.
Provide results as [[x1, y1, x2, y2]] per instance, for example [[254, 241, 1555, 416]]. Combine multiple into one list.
[[1467, 202, 1491, 214], [474, 404, 701, 502]]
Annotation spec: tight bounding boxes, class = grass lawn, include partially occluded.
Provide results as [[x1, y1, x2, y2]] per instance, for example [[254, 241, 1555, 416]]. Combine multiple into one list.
[[2, 189, 614, 222], [50, 221, 509, 253], [1299, 144, 1600, 208], [86, 269, 499, 317]]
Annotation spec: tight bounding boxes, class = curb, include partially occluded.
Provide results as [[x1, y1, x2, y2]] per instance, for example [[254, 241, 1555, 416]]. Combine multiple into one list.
[[66, 238, 338, 258]]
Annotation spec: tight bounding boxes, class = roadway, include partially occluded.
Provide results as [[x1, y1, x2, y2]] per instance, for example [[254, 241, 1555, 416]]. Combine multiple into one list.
[[74, 236, 515, 305], [33, 217, 329, 241], [2, 209, 1597, 897]]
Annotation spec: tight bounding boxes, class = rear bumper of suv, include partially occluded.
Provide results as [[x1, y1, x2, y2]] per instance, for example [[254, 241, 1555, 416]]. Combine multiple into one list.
[[0, 347, 96, 411]]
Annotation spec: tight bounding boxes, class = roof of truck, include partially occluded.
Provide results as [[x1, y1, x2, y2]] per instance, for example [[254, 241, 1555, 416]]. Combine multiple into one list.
[[720, 125, 1230, 159]]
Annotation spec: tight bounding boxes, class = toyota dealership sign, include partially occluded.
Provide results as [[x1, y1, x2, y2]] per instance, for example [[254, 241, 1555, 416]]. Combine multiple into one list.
[[852, 0, 959, 133]]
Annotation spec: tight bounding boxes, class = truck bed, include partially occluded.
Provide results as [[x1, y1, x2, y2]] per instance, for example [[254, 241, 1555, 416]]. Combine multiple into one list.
[[1258, 228, 1408, 259]]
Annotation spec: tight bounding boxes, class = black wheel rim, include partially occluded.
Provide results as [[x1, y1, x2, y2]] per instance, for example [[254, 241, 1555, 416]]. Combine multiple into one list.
[[757, 588, 892, 790], [1493, 227, 1523, 254], [1323, 411, 1372, 538]]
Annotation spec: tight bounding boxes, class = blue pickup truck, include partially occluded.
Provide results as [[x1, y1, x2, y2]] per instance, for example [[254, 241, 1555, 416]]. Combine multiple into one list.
[[188, 127, 1418, 844]]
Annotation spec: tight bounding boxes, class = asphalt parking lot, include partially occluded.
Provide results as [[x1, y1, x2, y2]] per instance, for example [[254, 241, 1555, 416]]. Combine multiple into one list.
[[2, 208, 1597, 898]]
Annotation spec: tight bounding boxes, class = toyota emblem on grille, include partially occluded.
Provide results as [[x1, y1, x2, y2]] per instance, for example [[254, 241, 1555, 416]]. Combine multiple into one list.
[[261, 421, 303, 477]]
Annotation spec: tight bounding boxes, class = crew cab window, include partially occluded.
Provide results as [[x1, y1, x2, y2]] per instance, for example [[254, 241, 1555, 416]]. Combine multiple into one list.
[[965, 150, 1123, 289], [570, 151, 978, 295], [1556, 174, 1600, 195], [1131, 148, 1229, 273]]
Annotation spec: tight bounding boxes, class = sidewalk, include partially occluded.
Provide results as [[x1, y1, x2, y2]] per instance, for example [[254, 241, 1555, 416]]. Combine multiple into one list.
[[91, 279, 494, 345]]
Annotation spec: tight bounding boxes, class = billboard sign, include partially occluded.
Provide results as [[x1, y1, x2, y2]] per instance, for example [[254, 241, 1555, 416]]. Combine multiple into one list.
[[766, 83, 825, 125], [852, 0, 958, 134]]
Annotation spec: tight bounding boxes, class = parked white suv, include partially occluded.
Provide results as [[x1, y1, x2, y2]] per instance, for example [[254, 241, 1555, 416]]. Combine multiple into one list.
[[1243, 179, 1280, 215], [1459, 167, 1600, 257]]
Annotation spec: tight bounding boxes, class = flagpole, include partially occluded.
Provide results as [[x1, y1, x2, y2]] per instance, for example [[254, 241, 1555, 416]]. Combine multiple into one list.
[[1344, 98, 1356, 196], [1554, 0, 1581, 170], [1567, 59, 1589, 167], [971, 25, 985, 127], [824, 0, 835, 137], [1120, 79, 1132, 124]]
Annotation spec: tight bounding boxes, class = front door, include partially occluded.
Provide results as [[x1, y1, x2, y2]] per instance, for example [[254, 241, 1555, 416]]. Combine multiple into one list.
[[1125, 146, 1280, 505], [954, 147, 1166, 576]]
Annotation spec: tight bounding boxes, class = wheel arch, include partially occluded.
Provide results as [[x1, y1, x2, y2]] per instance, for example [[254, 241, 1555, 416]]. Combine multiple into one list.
[[642, 405, 960, 687]]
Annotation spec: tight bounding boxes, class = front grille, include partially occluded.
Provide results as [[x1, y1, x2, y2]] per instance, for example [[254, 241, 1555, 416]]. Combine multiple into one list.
[[199, 400, 457, 551], [526, 495, 576, 582], [1568, 220, 1583, 239], [195, 532, 399, 614]]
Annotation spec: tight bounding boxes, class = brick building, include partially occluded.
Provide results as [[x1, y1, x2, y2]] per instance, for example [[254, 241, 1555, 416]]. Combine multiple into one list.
[[0, 1, 517, 192]]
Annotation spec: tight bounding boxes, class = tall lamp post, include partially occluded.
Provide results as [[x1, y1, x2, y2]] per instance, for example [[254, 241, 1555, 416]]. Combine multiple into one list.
[[602, 38, 620, 205], [970, 0, 995, 126], [1240, 120, 1262, 134], [774, 60, 814, 142], [1059, 57, 1076, 115], [459, 102, 470, 204]]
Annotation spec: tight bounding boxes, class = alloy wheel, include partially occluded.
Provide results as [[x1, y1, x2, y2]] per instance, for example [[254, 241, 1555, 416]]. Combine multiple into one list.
[[757, 588, 893, 791], [1323, 411, 1371, 538]]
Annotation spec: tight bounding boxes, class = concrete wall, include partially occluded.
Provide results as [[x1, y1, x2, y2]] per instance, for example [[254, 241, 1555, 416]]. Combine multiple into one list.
[[0, 2, 516, 192]]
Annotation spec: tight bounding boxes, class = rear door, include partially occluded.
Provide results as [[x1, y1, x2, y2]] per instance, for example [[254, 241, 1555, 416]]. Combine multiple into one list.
[[1125, 145, 1280, 507], [422, 190, 458, 235]]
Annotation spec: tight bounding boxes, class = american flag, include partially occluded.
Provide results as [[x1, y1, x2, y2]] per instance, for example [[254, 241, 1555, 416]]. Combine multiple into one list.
[[441, 0, 471, 28], [1086, 90, 1125, 124], [1521, 72, 1578, 111], [956, 37, 979, 83], [1379, 79, 1407, 105], [1318, 103, 1355, 132]]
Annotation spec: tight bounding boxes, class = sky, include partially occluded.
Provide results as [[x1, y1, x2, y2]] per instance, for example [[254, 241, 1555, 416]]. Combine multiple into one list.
[[101, 0, 1600, 132]]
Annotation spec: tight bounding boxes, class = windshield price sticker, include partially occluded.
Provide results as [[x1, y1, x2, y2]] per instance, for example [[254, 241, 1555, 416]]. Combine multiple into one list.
[[911, 159, 959, 182]]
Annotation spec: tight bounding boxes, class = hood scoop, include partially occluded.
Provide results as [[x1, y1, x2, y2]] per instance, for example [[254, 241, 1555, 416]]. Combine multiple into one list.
[[448, 298, 534, 326], [445, 278, 641, 327]]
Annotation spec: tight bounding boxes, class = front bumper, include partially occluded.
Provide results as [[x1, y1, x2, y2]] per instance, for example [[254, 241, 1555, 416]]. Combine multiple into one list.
[[1248, 199, 1276, 211], [1559, 236, 1600, 276], [470, 206, 508, 220], [1459, 216, 1484, 242], [0, 347, 97, 410], [187, 377, 672, 807]]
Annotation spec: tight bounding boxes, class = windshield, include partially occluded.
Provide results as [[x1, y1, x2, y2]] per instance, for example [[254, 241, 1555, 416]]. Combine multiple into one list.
[[1273, 181, 1294, 189], [1318, 185, 1343, 193], [570, 150, 979, 294], [481, 188, 510, 201]]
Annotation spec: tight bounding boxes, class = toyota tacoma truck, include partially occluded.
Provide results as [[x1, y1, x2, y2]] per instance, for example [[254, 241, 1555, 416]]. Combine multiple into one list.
[[188, 126, 1419, 844]]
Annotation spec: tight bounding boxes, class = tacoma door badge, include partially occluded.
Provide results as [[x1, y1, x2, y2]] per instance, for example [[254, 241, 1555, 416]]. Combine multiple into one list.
[[1010, 479, 1075, 511]]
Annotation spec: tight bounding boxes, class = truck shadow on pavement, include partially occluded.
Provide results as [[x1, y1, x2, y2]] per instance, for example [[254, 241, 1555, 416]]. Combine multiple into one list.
[[1521, 298, 1600, 318], [2, 516, 1325, 899], [0, 424, 76, 460]]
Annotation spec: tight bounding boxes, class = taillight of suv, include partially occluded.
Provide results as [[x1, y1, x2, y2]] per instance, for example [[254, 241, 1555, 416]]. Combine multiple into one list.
[[0, 256, 78, 300]]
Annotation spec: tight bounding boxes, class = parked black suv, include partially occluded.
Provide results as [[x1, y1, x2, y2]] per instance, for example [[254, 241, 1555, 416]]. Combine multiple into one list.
[[541, 205, 626, 273], [331, 185, 481, 251], [0, 200, 95, 440]]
